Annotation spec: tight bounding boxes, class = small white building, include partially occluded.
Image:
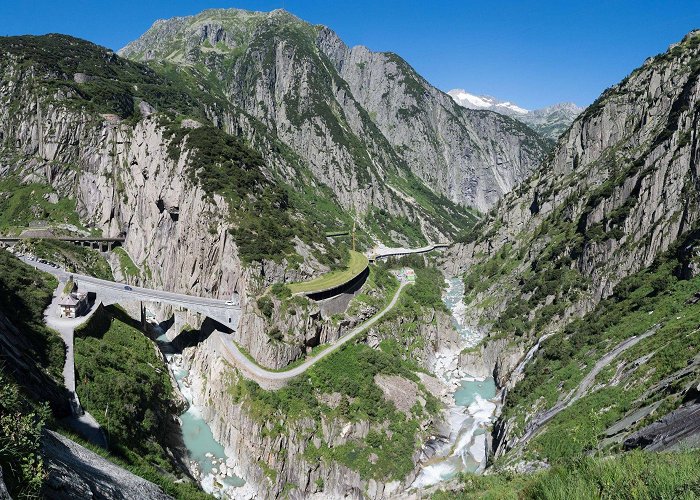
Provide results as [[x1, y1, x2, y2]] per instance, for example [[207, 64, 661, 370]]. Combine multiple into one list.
[[58, 292, 88, 318]]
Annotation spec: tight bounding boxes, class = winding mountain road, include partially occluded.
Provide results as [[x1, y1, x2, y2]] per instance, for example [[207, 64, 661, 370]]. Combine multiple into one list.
[[369, 243, 450, 260], [19, 253, 412, 389], [217, 281, 411, 388]]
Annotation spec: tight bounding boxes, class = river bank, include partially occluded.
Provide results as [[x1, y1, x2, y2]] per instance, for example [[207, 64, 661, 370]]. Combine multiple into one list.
[[413, 277, 501, 487], [155, 330, 249, 499]]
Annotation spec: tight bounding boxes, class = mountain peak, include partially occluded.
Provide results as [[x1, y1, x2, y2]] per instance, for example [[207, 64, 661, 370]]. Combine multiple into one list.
[[447, 88, 582, 140], [447, 89, 529, 115]]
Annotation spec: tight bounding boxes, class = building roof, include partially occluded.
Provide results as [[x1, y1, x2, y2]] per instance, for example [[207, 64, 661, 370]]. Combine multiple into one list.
[[59, 295, 79, 307]]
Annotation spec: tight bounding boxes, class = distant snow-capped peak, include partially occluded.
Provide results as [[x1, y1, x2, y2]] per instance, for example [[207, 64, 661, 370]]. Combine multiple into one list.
[[447, 89, 529, 115], [448, 89, 584, 140]]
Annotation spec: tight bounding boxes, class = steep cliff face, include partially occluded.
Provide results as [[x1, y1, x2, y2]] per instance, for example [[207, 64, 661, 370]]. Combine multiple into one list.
[[449, 30, 700, 333], [0, 34, 363, 369], [316, 28, 548, 211], [120, 8, 548, 217], [181, 301, 455, 499], [445, 31, 700, 465]]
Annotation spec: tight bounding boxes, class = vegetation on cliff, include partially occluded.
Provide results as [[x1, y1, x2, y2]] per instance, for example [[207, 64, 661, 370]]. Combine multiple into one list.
[[0, 176, 83, 235], [0, 34, 213, 121], [74, 306, 176, 469], [435, 450, 700, 500], [454, 30, 700, 475], [0, 372, 48, 499], [72, 304, 210, 498], [501, 234, 700, 462], [0, 250, 63, 380], [20, 239, 113, 280], [226, 263, 444, 484], [0, 253, 60, 498], [164, 123, 345, 265]]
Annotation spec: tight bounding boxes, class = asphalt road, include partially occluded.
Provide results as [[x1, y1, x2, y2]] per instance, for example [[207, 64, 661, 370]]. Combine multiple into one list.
[[371, 243, 449, 259], [21, 257, 239, 312], [218, 281, 411, 383], [21, 253, 410, 387]]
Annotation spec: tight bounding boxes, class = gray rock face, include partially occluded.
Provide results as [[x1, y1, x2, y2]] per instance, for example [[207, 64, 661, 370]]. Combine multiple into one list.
[[0, 467, 10, 500], [445, 30, 700, 460], [179, 302, 459, 498], [42, 430, 172, 499], [623, 400, 700, 451], [120, 8, 548, 214], [315, 28, 548, 211]]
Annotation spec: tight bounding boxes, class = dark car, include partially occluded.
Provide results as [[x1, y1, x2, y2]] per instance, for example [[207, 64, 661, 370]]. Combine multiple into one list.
[[124, 286, 133, 291]]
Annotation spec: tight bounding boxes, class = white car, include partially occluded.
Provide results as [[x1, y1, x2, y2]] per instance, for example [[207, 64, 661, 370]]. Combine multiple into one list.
[[225, 300, 236, 306]]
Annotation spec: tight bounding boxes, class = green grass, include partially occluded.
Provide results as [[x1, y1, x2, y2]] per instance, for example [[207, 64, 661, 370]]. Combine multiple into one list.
[[435, 450, 700, 499], [365, 207, 427, 247], [74, 305, 183, 478], [287, 250, 368, 294], [113, 247, 140, 278], [0, 176, 83, 234], [21, 238, 113, 280], [0, 371, 49, 499]]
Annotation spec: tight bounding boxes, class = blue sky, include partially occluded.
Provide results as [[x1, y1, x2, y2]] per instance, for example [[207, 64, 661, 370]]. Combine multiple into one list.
[[1, 1, 698, 109]]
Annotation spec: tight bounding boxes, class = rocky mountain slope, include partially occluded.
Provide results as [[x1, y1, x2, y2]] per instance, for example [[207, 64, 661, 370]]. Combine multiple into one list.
[[445, 30, 700, 469], [120, 8, 548, 213], [0, 250, 177, 499], [448, 88, 583, 140], [0, 24, 536, 498], [178, 261, 460, 499]]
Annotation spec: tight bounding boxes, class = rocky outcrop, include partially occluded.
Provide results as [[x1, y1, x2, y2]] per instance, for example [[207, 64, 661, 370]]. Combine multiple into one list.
[[366, 307, 461, 373], [42, 430, 172, 499], [176, 285, 462, 498], [0, 54, 326, 369], [182, 335, 420, 499], [0, 470, 9, 500], [458, 337, 522, 386]]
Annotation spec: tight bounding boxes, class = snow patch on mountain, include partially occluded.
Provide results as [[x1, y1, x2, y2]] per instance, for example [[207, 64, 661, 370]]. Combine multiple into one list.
[[448, 89, 583, 140], [449, 90, 529, 115]]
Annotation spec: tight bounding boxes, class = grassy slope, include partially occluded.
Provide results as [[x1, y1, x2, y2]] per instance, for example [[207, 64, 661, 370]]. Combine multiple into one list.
[[287, 250, 368, 294], [0, 252, 61, 498], [0, 176, 83, 235], [435, 450, 700, 500], [73, 305, 207, 498], [113, 247, 140, 279], [227, 263, 445, 484], [501, 240, 700, 463], [0, 250, 63, 380]]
